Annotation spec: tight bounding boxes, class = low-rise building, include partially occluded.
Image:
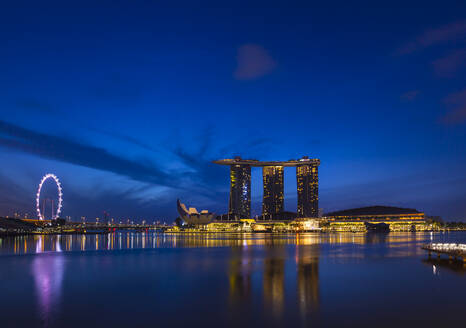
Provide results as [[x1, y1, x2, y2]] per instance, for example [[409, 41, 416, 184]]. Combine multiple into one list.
[[324, 206, 430, 231]]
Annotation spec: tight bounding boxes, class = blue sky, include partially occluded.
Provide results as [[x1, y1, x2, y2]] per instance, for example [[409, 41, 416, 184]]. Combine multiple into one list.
[[0, 0, 465, 221]]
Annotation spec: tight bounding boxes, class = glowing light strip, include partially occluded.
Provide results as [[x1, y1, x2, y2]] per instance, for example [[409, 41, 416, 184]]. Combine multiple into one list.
[[36, 173, 63, 220]]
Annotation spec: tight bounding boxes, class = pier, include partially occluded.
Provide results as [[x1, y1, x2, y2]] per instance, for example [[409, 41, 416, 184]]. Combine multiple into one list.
[[422, 243, 466, 262]]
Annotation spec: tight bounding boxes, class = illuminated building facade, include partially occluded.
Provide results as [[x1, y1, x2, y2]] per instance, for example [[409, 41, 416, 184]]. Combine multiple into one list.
[[296, 163, 319, 217], [324, 206, 425, 221], [177, 199, 215, 225], [323, 206, 428, 232], [262, 166, 284, 217], [213, 156, 320, 220], [229, 164, 251, 218]]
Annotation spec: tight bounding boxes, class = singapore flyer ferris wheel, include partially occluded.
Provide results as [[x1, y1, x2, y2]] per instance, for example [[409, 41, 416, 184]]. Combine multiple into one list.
[[36, 173, 63, 220]]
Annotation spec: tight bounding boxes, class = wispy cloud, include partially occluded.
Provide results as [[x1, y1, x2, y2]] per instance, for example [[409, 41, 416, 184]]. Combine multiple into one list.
[[0, 120, 281, 218], [432, 49, 466, 77], [400, 90, 420, 101], [0, 120, 175, 188], [234, 44, 277, 80], [395, 20, 466, 55], [441, 88, 466, 125], [171, 130, 274, 205], [89, 127, 162, 154]]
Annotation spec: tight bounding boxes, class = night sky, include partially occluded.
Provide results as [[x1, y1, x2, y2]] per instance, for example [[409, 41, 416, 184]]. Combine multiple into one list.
[[1, 1, 465, 222]]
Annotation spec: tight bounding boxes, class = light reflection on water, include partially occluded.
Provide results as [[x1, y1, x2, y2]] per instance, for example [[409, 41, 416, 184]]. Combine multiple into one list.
[[33, 251, 64, 326], [0, 231, 459, 255], [0, 232, 464, 328]]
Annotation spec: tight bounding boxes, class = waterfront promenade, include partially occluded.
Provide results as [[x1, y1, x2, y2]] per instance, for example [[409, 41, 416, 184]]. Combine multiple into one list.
[[422, 243, 466, 262]]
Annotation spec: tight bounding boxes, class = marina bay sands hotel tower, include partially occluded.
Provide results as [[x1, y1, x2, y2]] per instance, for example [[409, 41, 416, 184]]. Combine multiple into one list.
[[213, 156, 320, 219]]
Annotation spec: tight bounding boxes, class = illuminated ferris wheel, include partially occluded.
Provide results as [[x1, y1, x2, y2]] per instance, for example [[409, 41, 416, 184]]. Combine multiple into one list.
[[36, 173, 63, 220]]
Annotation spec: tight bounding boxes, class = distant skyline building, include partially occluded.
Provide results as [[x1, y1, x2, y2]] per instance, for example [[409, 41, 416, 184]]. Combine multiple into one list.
[[296, 162, 319, 217], [229, 164, 251, 218], [262, 166, 284, 217], [213, 156, 320, 220]]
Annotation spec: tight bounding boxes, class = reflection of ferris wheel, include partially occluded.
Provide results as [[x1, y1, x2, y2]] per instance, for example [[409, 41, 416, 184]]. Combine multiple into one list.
[[36, 174, 63, 220]]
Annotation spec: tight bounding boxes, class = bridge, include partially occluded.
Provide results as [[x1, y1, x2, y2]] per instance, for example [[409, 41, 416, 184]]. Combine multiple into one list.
[[422, 243, 466, 262], [48, 222, 171, 234], [76, 223, 171, 231]]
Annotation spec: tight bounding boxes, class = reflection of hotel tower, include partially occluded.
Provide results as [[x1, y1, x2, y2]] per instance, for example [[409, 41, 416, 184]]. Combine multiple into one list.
[[296, 248, 319, 314], [228, 248, 253, 303], [263, 256, 285, 315], [228, 244, 320, 318], [214, 156, 320, 218], [262, 246, 320, 317]]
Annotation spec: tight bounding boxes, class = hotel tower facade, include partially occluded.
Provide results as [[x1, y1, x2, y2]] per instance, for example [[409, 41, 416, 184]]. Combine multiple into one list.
[[214, 156, 320, 219], [228, 164, 251, 218]]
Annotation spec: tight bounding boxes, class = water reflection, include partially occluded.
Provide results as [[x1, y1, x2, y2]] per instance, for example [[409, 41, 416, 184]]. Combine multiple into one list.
[[422, 258, 466, 276], [0, 231, 461, 255], [35, 235, 44, 253], [229, 247, 253, 303], [32, 253, 65, 326], [296, 246, 319, 317], [55, 235, 62, 252], [0, 232, 465, 327], [227, 243, 320, 320], [263, 247, 286, 316]]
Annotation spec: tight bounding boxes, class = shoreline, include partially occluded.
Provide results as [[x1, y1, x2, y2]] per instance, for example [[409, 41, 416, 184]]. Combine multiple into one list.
[[1, 228, 466, 238]]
